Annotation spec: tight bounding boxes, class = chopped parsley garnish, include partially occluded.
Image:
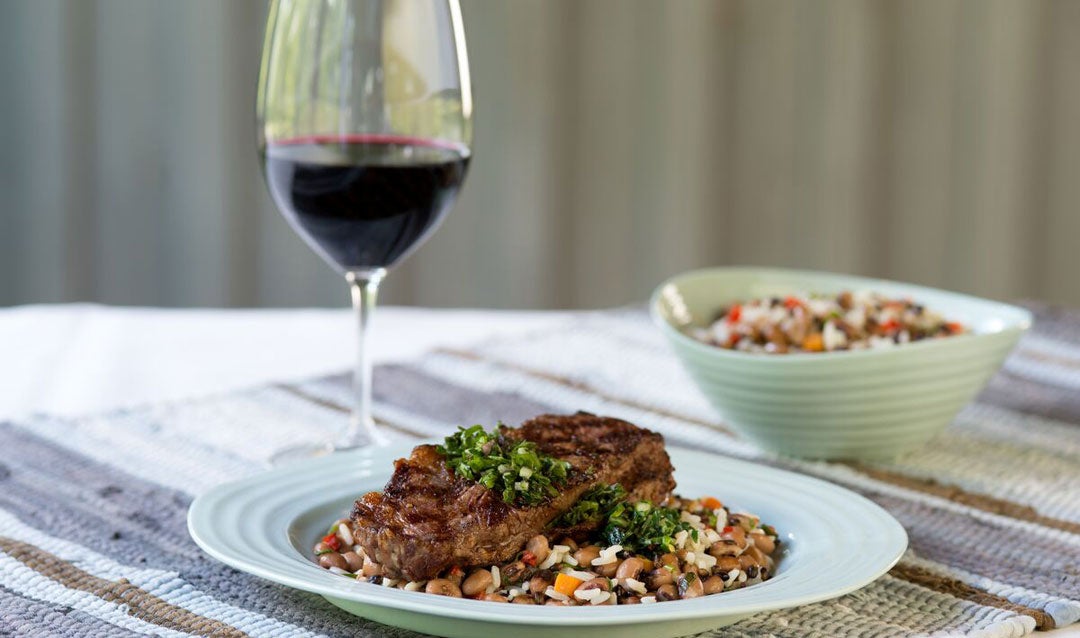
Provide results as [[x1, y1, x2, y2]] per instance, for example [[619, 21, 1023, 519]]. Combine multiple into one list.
[[601, 500, 697, 554], [437, 425, 571, 506], [550, 483, 628, 528]]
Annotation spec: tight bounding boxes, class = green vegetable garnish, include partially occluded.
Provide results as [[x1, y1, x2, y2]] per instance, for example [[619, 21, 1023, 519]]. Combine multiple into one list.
[[437, 425, 571, 506], [601, 500, 697, 554], [550, 483, 627, 528]]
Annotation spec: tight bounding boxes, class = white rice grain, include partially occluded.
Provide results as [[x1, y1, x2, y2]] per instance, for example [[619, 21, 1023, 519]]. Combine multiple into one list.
[[561, 569, 597, 582], [623, 578, 648, 595], [591, 545, 622, 566], [574, 588, 601, 603]]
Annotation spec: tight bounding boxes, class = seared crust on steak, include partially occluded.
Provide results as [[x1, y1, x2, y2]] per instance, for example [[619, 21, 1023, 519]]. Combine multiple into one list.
[[350, 413, 676, 581]]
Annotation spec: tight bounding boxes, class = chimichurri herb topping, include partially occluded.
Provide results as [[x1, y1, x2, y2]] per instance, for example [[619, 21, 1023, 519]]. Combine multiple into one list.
[[437, 425, 570, 506], [602, 500, 697, 554], [550, 483, 628, 528]]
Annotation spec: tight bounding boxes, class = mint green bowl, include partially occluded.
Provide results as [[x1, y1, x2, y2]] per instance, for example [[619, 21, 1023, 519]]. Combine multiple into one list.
[[650, 267, 1032, 460]]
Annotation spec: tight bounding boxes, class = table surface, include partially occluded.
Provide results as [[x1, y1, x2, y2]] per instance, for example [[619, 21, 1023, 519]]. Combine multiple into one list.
[[1, 303, 1076, 637]]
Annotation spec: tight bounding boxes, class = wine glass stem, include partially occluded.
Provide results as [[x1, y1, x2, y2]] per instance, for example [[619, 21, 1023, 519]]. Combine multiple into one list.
[[344, 268, 388, 448]]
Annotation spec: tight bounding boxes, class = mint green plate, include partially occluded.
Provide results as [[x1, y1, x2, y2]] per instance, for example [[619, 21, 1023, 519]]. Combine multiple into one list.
[[188, 443, 907, 638], [651, 267, 1031, 460]]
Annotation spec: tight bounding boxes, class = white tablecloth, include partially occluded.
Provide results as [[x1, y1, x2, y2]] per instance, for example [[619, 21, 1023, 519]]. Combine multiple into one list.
[[0, 304, 566, 420]]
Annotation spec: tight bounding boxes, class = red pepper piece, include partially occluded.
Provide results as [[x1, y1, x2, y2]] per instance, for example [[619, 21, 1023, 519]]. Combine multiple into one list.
[[321, 533, 342, 552], [726, 304, 742, 323], [783, 296, 802, 310], [522, 551, 537, 567]]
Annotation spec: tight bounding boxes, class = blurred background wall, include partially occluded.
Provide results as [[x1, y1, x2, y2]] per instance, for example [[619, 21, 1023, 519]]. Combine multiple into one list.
[[1, 0, 1078, 310]]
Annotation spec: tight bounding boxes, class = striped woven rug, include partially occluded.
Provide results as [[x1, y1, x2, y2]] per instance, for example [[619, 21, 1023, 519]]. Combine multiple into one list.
[[1, 307, 1078, 637]]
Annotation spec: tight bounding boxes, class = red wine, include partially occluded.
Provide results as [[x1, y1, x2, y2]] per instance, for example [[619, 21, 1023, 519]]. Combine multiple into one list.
[[262, 135, 470, 271]]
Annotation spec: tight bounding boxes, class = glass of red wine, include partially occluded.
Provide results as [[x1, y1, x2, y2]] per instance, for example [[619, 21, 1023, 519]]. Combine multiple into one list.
[[257, 0, 472, 461]]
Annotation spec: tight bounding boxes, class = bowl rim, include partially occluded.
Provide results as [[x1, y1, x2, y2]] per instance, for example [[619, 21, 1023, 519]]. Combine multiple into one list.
[[650, 266, 1032, 364]]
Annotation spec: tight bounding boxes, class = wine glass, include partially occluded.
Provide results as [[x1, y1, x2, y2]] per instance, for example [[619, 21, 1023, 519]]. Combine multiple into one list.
[[256, 0, 472, 462]]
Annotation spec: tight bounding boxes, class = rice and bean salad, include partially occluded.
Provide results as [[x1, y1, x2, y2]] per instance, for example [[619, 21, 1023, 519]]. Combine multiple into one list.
[[692, 290, 967, 354], [313, 495, 779, 605]]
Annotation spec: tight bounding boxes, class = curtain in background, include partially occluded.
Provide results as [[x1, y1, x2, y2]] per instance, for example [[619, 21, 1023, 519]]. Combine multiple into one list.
[[1, 0, 1078, 309]]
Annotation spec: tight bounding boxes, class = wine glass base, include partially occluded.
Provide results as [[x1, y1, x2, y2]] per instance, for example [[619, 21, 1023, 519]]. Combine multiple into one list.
[[267, 441, 335, 467]]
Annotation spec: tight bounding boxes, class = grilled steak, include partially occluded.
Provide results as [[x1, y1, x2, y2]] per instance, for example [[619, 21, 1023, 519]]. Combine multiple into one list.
[[350, 412, 675, 581]]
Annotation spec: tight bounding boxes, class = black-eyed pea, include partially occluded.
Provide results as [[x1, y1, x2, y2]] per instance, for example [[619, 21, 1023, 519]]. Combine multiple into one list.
[[528, 574, 552, 596], [644, 567, 674, 590], [461, 569, 494, 597], [318, 552, 348, 570], [577, 577, 611, 592], [501, 560, 528, 584], [722, 525, 746, 546], [716, 555, 740, 573], [425, 579, 462, 597], [525, 535, 550, 564], [703, 575, 724, 594], [658, 553, 679, 569], [341, 551, 364, 572], [615, 557, 645, 581], [743, 544, 765, 564], [707, 540, 739, 557], [595, 558, 619, 578], [738, 554, 760, 574], [678, 573, 704, 599], [361, 556, 384, 578], [573, 546, 600, 568]]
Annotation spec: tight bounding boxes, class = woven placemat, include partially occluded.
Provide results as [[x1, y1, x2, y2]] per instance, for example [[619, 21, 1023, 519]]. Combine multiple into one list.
[[1, 308, 1078, 637]]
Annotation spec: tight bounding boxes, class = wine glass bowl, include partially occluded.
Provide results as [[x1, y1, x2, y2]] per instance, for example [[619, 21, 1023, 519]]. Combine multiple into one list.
[[256, 0, 472, 461]]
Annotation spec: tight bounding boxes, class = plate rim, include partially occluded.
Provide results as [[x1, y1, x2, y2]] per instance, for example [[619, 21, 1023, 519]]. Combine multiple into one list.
[[188, 443, 908, 627]]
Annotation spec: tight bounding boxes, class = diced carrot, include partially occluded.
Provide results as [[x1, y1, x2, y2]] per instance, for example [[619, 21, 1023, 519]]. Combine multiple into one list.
[[946, 321, 964, 334], [802, 333, 824, 352], [726, 305, 742, 323], [783, 296, 802, 310], [553, 573, 583, 597], [879, 319, 901, 333], [701, 496, 723, 510]]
